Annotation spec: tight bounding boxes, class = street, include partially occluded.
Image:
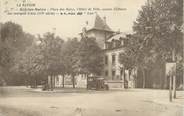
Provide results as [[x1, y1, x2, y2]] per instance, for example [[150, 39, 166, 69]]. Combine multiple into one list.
[[0, 87, 183, 116]]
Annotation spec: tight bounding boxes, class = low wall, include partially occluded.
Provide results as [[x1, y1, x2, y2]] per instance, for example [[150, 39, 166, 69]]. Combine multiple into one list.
[[106, 80, 124, 88]]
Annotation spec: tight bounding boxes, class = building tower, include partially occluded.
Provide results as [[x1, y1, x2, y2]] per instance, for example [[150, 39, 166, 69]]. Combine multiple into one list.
[[80, 14, 114, 49]]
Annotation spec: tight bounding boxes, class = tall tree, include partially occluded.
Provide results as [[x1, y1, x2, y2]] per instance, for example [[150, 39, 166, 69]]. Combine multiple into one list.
[[39, 32, 64, 90], [12, 41, 46, 87], [62, 38, 80, 88], [119, 35, 156, 88], [78, 37, 104, 76], [133, 0, 183, 95], [133, 0, 182, 61], [0, 22, 34, 85], [13, 32, 64, 89], [119, 38, 136, 84]]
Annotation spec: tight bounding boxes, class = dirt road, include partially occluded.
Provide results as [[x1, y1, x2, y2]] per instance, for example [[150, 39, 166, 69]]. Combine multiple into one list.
[[0, 87, 183, 116]]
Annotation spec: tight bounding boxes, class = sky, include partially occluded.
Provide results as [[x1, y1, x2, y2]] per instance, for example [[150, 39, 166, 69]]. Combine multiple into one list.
[[1, 0, 147, 39]]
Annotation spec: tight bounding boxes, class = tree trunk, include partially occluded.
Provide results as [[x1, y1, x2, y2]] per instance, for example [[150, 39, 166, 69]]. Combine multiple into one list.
[[25, 75, 29, 87], [128, 69, 131, 81], [34, 76, 37, 88], [50, 75, 54, 91], [25, 79, 28, 88], [28, 73, 31, 87], [172, 49, 176, 98], [34, 80, 37, 88], [86, 74, 89, 89], [48, 76, 51, 90], [142, 69, 145, 89], [30, 76, 34, 88], [62, 74, 65, 88], [50, 75, 52, 91], [123, 68, 126, 88], [183, 67, 184, 90], [173, 75, 176, 98], [53, 76, 56, 90], [169, 75, 172, 102], [129, 69, 132, 87], [72, 75, 75, 88]]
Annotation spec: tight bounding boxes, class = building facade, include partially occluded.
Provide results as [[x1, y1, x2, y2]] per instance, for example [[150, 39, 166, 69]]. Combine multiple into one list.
[[103, 33, 136, 88], [82, 14, 135, 88]]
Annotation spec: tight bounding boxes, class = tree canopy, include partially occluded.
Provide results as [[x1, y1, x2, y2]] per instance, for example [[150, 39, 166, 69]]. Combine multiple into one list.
[[0, 22, 34, 85], [78, 37, 104, 75], [119, 0, 183, 88]]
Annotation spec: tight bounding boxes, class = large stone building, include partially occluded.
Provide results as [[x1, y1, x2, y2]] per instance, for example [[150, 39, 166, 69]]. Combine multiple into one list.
[[103, 33, 136, 88], [81, 14, 135, 88]]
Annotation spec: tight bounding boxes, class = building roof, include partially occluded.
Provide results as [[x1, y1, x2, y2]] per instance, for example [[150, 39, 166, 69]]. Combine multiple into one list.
[[85, 14, 114, 33], [107, 33, 127, 42]]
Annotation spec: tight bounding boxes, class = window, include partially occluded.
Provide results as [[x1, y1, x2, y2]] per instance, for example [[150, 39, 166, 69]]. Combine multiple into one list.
[[120, 69, 123, 76], [109, 42, 112, 49], [124, 39, 128, 46], [112, 40, 116, 48], [120, 69, 123, 80], [105, 55, 108, 65], [120, 38, 124, 46], [105, 71, 108, 77], [112, 70, 116, 80], [116, 40, 121, 47], [112, 54, 116, 65], [105, 42, 110, 49], [56, 76, 59, 82], [117, 75, 120, 80]]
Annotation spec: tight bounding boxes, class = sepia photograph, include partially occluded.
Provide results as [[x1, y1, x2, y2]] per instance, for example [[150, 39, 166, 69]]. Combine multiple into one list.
[[0, 0, 184, 116]]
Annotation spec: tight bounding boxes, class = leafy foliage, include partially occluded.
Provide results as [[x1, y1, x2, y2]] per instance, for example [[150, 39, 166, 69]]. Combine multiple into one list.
[[78, 37, 104, 75], [119, 0, 183, 88], [39, 32, 64, 76], [133, 0, 183, 61], [62, 38, 80, 75], [0, 22, 34, 85]]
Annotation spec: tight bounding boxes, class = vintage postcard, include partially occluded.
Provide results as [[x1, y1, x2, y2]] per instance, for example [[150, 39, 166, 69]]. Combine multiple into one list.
[[0, 0, 183, 116]]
